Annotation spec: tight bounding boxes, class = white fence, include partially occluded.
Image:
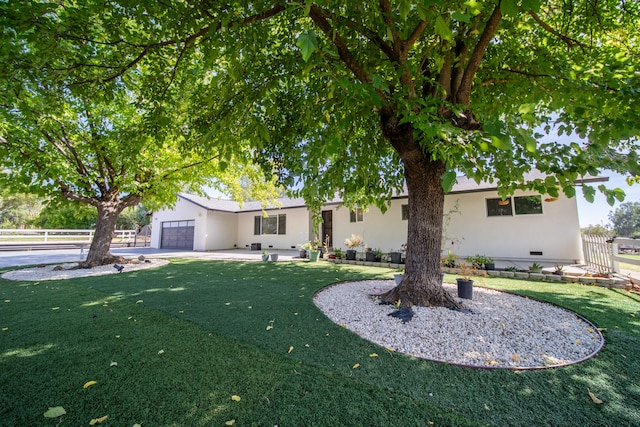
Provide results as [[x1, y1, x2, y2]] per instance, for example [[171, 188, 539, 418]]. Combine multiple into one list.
[[0, 229, 137, 243], [582, 234, 640, 273]]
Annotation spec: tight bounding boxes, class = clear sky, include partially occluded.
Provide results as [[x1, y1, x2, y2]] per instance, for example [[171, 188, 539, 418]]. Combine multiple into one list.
[[576, 172, 639, 227]]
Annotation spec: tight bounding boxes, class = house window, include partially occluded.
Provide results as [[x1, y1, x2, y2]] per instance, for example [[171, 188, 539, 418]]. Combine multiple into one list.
[[514, 196, 543, 215], [350, 207, 364, 223], [486, 198, 513, 217], [254, 214, 286, 235], [401, 204, 409, 220]]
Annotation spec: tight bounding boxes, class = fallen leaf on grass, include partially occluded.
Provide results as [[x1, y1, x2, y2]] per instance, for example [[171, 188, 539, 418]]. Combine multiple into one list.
[[4, 300, 10, 303], [110, 361, 118, 367], [588, 389, 603, 404], [43, 406, 66, 418], [132, 424, 142, 427], [266, 325, 273, 331], [288, 346, 294, 354], [89, 415, 108, 425], [2, 327, 8, 331], [369, 353, 378, 357], [352, 363, 360, 369], [158, 349, 165, 355], [136, 300, 143, 304], [231, 395, 241, 402], [225, 420, 236, 426], [51, 307, 60, 310], [83, 381, 97, 389]]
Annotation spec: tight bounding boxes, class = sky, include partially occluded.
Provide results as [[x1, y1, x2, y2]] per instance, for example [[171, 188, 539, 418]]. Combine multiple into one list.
[[576, 172, 639, 227]]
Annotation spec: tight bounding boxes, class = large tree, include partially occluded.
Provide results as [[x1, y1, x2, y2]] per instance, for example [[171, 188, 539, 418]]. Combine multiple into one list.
[[3, 1, 638, 304], [249, 0, 640, 307], [0, 3, 278, 266], [609, 202, 640, 237]]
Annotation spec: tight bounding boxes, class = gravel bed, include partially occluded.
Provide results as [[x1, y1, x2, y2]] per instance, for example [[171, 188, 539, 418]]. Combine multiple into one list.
[[1, 259, 170, 281], [314, 280, 603, 369]]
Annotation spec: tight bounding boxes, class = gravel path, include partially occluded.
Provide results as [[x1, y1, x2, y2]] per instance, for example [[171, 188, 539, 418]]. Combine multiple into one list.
[[314, 280, 603, 369], [1, 259, 169, 281]]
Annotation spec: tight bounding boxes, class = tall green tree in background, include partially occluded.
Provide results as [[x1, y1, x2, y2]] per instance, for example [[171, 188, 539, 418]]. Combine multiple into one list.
[[609, 202, 640, 237], [0, 190, 42, 228], [2, 1, 638, 304]]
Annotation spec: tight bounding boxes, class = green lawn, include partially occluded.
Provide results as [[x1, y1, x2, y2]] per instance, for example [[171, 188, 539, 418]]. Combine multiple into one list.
[[619, 254, 640, 273], [1, 260, 639, 426]]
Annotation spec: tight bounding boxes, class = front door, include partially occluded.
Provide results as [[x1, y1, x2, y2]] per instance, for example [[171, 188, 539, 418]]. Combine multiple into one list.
[[321, 210, 333, 249]]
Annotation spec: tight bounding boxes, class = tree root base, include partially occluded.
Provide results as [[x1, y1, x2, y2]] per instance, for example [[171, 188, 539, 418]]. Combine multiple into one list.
[[75, 254, 127, 269], [379, 282, 464, 309]]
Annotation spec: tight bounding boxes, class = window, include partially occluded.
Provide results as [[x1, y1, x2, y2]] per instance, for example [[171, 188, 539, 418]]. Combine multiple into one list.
[[514, 196, 543, 215], [350, 207, 364, 223], [486, 198, 513, 216], [254, 214, 286, 235], [487, 196, 544, 217], [401, 204, 409, 220]]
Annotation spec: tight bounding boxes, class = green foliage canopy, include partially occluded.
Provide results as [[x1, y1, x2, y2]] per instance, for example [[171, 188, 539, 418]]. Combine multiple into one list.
[[609, 202, 640, 237]]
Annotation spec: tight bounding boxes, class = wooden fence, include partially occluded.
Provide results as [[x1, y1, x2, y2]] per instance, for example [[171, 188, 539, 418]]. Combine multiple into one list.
[[582, 234, 640, 273]]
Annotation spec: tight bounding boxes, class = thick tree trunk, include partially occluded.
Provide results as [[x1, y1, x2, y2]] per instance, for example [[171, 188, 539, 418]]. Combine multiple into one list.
[[379, 108, 461, 308], [79, 202, 127, 268]]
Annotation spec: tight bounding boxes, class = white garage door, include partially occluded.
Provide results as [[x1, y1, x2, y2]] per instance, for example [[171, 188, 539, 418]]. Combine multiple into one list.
[[161, 220, 195, 249]]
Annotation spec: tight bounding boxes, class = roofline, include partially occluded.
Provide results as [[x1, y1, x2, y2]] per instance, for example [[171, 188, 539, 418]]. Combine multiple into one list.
[[179, 175, 610, 213]]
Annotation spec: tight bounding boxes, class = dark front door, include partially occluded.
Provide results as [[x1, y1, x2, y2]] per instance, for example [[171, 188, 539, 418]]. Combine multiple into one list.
[[321, 210, 333, 249]]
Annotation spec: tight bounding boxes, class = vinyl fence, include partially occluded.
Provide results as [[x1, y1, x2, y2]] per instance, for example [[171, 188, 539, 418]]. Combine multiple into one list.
[[582, 234, 640, 273]]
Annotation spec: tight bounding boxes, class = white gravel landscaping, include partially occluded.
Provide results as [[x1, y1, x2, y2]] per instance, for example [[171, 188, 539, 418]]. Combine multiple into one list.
[[314, 280, 603, 369], [1, 258, 169, 281]]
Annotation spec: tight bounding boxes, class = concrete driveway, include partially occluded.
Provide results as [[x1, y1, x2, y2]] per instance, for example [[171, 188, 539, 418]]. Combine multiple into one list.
[[0, 247, 302, 269]]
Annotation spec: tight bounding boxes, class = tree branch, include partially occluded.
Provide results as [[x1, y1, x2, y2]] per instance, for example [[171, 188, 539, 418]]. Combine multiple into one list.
[[528, 10, 586, 50], [308, 5, 374, 87], [72, 4, 287, 85], [456, 4, 502, 106]]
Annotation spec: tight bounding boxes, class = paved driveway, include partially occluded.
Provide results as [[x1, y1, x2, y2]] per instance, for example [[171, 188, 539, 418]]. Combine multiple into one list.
[[0, 248, 302, 269]]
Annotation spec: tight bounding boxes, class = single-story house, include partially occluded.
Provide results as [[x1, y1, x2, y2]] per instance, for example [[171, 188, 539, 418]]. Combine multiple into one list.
[[150, 174, 607, 265]]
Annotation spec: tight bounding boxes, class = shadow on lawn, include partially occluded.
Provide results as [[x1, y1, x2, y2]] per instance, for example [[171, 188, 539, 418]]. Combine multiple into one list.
[[73, 259, 640, 427]]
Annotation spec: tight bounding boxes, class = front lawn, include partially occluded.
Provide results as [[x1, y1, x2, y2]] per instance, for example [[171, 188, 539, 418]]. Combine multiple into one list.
[[619, 254, 640, 273], [1, 260, 639, 426]]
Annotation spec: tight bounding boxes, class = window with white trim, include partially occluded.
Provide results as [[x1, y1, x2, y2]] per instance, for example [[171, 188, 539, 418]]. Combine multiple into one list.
[[350, 207, 364, 223], [254, 214, 286, 235]]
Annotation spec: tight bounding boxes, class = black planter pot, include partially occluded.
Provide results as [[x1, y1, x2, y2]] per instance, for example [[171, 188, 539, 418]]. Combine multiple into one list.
[[299, 249, 307, 259], [345, 250, 357, 260], [456, 278, 473, 299], [389, 252, 402, 264], [365, 251, 376, 262]]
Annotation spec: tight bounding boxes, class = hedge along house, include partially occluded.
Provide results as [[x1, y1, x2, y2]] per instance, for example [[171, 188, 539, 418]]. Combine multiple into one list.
[[150, 174, 607, 265]]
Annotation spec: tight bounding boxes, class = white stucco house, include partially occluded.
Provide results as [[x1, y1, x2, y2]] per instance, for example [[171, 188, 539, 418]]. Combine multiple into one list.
[[150, 174, 607, 265]]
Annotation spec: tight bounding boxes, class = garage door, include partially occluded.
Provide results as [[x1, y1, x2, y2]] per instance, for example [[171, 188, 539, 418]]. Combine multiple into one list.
[[161, 220, 195, 249]]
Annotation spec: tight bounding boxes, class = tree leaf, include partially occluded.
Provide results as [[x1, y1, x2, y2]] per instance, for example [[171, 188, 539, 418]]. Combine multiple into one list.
[[83, 380, 97, 389], [441, 170, 457, 193], [500, 0, 520, 17], [89, 415, 109, 425], [296, 31, 317, 62], [434, 16, 453, 42], [231, 395, 241, 402], [44, 406, 66, 418], [588, 389, 603, 404]]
